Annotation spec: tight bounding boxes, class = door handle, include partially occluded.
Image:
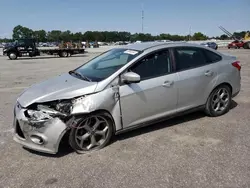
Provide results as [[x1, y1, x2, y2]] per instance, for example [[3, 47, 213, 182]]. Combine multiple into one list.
[[162, 81, 174, 87], [204, 70, 213, 77]]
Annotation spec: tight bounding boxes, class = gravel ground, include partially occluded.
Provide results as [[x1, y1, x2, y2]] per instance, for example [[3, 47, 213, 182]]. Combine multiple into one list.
[[0, 49, 249, 188]]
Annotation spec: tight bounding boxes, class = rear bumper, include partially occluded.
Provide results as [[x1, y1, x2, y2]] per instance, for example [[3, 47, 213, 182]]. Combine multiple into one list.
[[230, 68, 241, 98], [231, 80, 241, 98]]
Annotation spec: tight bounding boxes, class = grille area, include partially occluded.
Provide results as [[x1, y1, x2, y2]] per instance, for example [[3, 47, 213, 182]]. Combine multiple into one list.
[[15, 121, 25, 139]]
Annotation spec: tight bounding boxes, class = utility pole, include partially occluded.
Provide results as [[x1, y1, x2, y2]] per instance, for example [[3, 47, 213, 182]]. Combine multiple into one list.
[[141, 3, 144, 33], [189, 26, 192, 41]]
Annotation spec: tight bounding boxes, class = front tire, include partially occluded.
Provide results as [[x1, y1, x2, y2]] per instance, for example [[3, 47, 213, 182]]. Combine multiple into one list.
[[8, 52, 17, 60], [69, 112, 114, 154], [205, 85, 232, 117]]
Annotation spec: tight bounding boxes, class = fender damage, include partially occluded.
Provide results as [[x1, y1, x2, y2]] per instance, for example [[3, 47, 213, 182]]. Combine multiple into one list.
[[13, 85, 122, 154]]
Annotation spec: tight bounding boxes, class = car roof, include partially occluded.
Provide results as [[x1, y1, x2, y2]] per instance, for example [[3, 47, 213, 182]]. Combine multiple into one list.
[[121, 41, 210, 51]]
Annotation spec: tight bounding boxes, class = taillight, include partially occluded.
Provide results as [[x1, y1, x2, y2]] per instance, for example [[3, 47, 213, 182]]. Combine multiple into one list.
[[232, 61, 241, 71]]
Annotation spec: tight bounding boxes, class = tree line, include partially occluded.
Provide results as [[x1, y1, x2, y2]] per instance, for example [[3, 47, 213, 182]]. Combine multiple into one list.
[[0, 25, 249, 43]]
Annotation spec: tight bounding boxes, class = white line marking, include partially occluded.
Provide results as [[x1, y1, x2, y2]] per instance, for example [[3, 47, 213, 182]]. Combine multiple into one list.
[[1, 128, 14, 133], [0, 87, 27, 92]]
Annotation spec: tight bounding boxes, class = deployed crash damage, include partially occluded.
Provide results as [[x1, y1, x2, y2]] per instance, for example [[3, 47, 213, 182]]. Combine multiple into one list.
[[14, 87, 120, 154], [23, 92, 116, 126]]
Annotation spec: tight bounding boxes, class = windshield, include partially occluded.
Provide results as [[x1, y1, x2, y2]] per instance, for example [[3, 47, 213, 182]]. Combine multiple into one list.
[[71, 48, 141, 82]]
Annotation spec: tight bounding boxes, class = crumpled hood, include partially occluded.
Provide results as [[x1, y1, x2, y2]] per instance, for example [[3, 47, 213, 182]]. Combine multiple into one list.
[[17, 73, 98, 107]]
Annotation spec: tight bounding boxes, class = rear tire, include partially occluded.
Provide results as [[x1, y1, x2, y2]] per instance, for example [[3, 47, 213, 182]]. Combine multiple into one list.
[[243, 42, 250, 49], [29, 51, 36, 57], [8, 52, 17, 60], [60, 51, 68, 57], [204, 85, 232, 117]]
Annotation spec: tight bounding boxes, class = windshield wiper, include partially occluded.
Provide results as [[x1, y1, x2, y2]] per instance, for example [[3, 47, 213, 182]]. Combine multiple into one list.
[[69, 70, 92, 82], [81, 75, 92, 82]]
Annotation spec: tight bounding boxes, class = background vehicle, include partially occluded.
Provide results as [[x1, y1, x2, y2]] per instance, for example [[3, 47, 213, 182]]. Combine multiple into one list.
[[3, 38, 85, 60], [13, 42, 241, 154], [219, 26, 250, 49], [200, 42, 218, 50], [228, 40, 244, 49]]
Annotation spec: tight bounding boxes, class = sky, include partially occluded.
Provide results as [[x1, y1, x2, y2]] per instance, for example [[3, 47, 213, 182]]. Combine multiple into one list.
[[0, 0, 249, 38]]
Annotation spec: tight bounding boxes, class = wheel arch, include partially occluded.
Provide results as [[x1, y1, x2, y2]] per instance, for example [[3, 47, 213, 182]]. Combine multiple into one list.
[[7, 50, 17, 55], [88, 109, 117, 133], [71, 109, 117, 133], [212, 82, 232, 94], [205, 82, 232, 105]]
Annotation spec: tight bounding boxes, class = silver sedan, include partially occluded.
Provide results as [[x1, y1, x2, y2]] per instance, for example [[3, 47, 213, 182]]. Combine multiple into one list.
[[13, 42, 241, 154]]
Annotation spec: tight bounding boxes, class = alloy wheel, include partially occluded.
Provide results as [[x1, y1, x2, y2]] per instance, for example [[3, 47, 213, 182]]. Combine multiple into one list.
[[211, 88, 230, 112], [74, 115, 109, 150]]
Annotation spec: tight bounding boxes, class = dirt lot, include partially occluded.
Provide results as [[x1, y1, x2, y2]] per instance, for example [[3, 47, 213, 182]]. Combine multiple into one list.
[[0, 49, 250, 188]]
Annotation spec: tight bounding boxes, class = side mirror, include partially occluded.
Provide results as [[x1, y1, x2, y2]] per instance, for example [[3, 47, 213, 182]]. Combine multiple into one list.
[[122, 72, 140, 84]]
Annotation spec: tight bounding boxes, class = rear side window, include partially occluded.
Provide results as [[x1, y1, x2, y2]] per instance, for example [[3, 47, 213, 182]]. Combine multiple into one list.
[[203, 49, 222, 63], [174, 47, 207, 71]]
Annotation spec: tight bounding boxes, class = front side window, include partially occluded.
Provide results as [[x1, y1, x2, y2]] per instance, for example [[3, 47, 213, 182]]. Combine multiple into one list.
[[174, 47, 207, 71], [72, 48, 141, 82], [129, 49, 171, 80], [14, 40, 25, 46]]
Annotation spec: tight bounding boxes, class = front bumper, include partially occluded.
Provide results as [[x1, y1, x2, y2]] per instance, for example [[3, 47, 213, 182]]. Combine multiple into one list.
[[13, 103, 69, 154]]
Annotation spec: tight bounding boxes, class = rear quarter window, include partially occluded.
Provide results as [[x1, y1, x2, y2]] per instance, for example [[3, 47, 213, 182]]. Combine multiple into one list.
[[203, 49, 222, 63]]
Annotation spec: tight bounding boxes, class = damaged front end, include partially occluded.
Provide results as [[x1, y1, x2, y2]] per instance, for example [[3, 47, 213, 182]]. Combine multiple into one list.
[[13, 83, 121, 154], [26, 100, 71, 122], [13, 98, 78, 154]]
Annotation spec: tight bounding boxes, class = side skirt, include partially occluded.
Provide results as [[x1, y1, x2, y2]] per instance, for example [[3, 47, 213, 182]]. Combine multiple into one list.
[[115, 105, 205, 135]]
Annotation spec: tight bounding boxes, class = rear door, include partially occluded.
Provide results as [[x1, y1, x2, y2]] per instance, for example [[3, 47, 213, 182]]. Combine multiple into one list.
[[172, 47, 221, 112]]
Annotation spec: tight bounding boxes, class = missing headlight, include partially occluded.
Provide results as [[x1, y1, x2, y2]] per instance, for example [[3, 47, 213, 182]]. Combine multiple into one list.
[[24, 101, 71, 122], [26, 109, 52, 121], [55, 101, 72, 114], [25, 99, 74, 122], [37, 105, 68, 117]]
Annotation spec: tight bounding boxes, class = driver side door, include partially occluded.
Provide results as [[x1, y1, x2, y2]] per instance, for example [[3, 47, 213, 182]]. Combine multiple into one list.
[[119, 49, 178, 129]]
